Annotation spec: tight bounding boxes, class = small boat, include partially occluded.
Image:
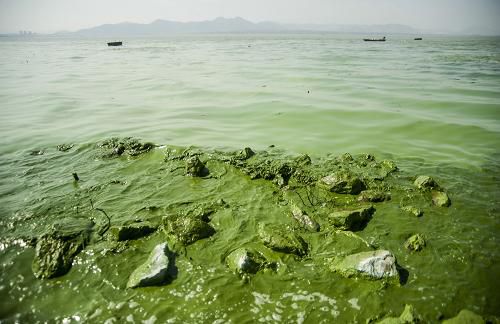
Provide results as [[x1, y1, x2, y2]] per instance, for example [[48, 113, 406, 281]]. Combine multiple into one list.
[[414, 37, 423, 41], [107, 41, 123, 46], [363, 37, 386, 42]]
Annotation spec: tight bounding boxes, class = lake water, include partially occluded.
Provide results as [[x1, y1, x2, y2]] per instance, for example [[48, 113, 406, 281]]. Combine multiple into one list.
[[0, 34, 499, 323]]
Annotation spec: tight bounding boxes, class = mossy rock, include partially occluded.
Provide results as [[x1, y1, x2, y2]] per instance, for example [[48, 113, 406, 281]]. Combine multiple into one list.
[[414, 176, 439, 191], [185, 156, 206, 177], [258, 224, 308, 256], [330, 250, 400, 281], [328, 205, 375, 231], [404, 234, 426, 252], [442, 309, 485, 324], [163, 215, 215, 245], [99, 137, 154, 157], [32, 234, 85, 279], [318, 170, 366, 194], [32, 220, 93, 279]]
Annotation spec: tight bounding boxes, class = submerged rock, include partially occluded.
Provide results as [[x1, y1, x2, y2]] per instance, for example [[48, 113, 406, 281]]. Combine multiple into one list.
[[442, 309, 485, 324], [127, 242, 174, 288], [185, 156, 206, 177], [404, 234, 426, 252], [32, 234, 84, 279], [226, 247, 267, 275], [290, 203, 320, 232], [163, 215, 215, 245], [329, 205, 375, 231], [377, 304, 421, 323], [432, 191, 451, 207], [358, 190, 391, 203], [318, 170, 366, 194], [401, 206, 423, 217], [414, 176, 439, 191], [258, 224, 308, 256], [108, 222, 157, 241], [330, 250, 400, 281]]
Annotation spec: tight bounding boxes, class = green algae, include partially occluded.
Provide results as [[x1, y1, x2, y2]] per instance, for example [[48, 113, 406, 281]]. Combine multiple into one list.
[[1, 139, 497, 323], [257, 223, 308, 256], [376, 304, 421, 323], [442, 309, 485, 324]]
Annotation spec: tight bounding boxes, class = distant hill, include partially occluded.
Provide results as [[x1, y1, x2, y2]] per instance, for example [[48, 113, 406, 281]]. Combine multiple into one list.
[[70, 17, 282, 37], [66, 17, 421, 37]]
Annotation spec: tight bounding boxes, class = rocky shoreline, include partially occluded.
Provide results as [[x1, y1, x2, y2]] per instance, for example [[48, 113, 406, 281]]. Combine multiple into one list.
[[3, 137, 492, 323]]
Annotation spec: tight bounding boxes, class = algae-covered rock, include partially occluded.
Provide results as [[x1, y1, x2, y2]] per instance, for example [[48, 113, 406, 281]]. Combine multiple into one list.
[[432, 191, 451, 207], [380, 160, 398, 173], [32, 220, 92, 279], [258, 224, 308, 256], [163, 215, 215, 245], [316, 231, 373, 257], [404, 234, 426, 252], [401, 206, 423, 217], [237, 147, 255, 160], [32, 234, 84, 279], [328, 205, 375, 231], [442, 309, 485, 324], [241, 158, 295, 186], [99, 137, 154, 157], [185, 156, 206, 177], [108, 222, 157, 241], [414, 176, 439, 191], [226, 247, 267, 275], [56, 143, 74, 152], [293, 154, 312, 166], [330, 250, 400, 281], [290, 203, 320, 232], [318, 170, 366, 194], [127, 242, 174, 288], [377, 304, 421, 323], [358, 190, 391, 203]]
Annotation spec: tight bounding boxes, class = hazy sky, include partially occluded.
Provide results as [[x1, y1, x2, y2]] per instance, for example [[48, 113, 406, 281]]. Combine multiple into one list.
[[1, 0, 499, 34]]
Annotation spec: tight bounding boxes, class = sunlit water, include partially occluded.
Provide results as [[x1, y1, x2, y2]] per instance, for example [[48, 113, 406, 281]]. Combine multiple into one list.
[[0, 34, 499, 323]]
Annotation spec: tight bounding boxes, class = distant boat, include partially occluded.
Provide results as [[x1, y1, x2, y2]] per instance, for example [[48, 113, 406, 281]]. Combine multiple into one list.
[[414, 37, 423, 41], [107, 41, 123, 46], [363, 37, 386, 42]]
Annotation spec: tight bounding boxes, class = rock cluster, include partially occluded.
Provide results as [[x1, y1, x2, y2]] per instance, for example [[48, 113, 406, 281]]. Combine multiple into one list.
[[24, 140, 463, 321]]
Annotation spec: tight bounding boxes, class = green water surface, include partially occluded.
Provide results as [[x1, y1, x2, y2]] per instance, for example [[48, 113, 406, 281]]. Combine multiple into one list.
[[0, 34, 499, 323]]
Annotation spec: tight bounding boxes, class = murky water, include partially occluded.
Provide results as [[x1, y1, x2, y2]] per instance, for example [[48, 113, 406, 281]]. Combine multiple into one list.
[[0, 34, 499, 323]]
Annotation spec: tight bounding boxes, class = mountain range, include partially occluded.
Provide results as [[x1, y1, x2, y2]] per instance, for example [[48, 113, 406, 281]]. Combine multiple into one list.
[[67, 17, 421, 37]]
